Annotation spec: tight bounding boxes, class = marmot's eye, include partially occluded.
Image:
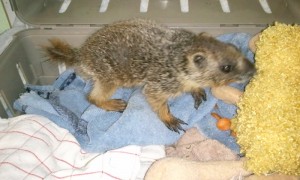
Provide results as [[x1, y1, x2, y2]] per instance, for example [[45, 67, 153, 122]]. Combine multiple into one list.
[[221, 65, 232, 73], [193, 55, 205, 64]]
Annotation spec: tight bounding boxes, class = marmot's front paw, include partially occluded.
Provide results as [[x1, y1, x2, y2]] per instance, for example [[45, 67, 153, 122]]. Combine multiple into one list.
[[145, 93, 188, 133], [191, 89, 207, 109], [164, 117, 188, 133]]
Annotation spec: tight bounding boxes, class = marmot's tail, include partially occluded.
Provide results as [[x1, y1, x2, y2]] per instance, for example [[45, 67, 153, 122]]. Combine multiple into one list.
[[43, 38, 79, 65]]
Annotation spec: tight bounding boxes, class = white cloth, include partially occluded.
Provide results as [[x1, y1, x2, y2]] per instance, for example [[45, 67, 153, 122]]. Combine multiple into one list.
[[0, 114, 165, 179]]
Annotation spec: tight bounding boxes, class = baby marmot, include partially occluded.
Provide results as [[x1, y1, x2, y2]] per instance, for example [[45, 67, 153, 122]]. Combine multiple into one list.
[[44, 19, 256, 133]]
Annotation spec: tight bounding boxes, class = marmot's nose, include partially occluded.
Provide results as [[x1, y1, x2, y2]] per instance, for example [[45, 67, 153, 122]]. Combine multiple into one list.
[[248, 65, 256, 77], [244, 61, 256, 80], [246, 68, 256, 79]]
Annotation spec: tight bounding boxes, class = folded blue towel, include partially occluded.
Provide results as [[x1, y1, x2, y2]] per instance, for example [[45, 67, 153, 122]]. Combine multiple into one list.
[[14, 33, 254, 153]]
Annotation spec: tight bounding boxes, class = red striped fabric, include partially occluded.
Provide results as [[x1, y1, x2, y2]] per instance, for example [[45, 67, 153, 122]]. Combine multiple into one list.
[[0, 115, 165, 179]]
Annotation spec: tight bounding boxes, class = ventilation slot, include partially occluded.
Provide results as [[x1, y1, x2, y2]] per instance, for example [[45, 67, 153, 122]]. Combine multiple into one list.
[[59, 0, 72, 13], [219, 0, 230, 13], [140, 0, 149, 13], [0, 92, 13, 118], [180, 0, 189, 13], [259, 0, 272, 14], [99, 0, 110, 13], [16, 63, 27, 85]]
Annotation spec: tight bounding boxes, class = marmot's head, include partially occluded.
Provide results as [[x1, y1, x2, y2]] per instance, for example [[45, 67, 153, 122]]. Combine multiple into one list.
[[184, 33, 256, 87]]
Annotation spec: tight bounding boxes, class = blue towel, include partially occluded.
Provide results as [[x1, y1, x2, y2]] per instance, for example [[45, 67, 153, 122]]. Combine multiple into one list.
[[14, 33, 254, 153]]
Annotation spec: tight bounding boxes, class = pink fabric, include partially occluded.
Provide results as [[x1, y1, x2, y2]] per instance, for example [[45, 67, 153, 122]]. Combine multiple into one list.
[[166, 127, 239, 161]]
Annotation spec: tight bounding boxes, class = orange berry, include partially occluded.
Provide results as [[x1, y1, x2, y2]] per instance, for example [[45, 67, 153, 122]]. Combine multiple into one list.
[[216, 118, 231, 131]]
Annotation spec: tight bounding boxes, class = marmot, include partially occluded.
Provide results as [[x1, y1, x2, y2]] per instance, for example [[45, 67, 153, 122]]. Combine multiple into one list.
[[44, 19, 256, 133]]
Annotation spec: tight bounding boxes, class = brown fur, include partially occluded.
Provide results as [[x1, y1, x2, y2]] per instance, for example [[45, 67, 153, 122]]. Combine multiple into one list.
[[44, 19, 256, 133]]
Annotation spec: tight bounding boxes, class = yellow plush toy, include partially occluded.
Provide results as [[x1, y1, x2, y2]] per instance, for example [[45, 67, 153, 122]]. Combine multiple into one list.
[[232, 22, 300, 175], [145, 24, 299, 180]]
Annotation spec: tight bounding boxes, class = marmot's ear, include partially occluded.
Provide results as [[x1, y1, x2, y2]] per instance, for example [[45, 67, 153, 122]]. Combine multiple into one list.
[[198, 32, 212, 38], [227, 43, 239, 51]]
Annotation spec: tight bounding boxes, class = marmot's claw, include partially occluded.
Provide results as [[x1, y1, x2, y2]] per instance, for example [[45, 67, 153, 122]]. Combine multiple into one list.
[[192, 89, 207, 109], [202, 93, 207, 101], [165, 118, 188, 133], [178, 119, 188, 125]]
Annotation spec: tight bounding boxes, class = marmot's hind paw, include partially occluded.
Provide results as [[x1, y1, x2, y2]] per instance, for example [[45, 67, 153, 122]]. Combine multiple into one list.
[[90, 98, 127, 112], [165, 118, 188, 134]]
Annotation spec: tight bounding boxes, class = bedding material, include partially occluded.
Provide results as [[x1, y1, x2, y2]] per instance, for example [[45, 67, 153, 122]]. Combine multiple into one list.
[[166, 127, 239, 161], [13, 33, 254, 153], [0, 115, 165, 179], [144, 157, 252, 180]]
